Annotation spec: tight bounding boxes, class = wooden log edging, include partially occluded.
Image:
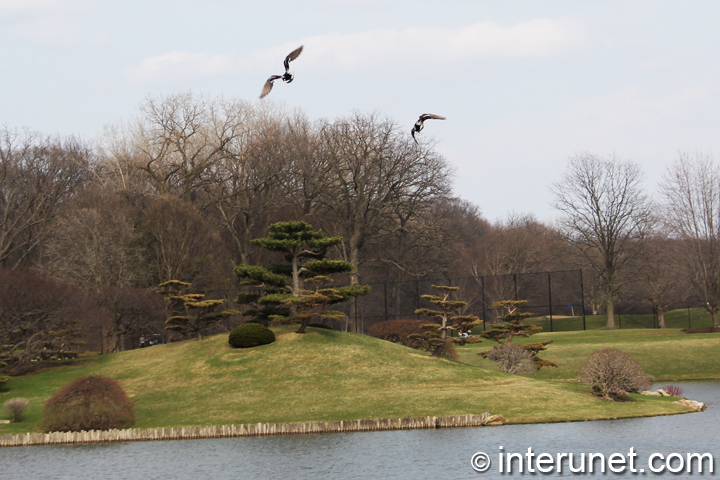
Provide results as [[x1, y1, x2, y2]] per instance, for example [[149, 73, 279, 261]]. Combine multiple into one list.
[[0, 413, 505, 448]]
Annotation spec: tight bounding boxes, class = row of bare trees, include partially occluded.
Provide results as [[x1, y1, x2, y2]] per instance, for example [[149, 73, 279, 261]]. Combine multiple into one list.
[[552, 152, 720, 329], [1, 91, 720, 363]]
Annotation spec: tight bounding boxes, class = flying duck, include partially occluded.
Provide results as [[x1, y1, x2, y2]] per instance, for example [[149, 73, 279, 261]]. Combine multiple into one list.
[[260, 46, 304, 99], [411, 114, 445, 143]]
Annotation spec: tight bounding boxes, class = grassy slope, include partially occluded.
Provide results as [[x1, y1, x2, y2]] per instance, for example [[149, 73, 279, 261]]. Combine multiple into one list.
[[457, 328, 720, 381], [0, 326, 689, 435]]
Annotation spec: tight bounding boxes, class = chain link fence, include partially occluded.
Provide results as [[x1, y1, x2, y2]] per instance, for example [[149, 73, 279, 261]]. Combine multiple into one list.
[[332, 269, 588, 334]]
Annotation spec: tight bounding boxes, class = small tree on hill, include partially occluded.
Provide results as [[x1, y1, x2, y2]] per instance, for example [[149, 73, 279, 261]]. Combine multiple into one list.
[[479, 300, 557, 369], [411, 285, 482, 358], [159, 280, 238, 340], [235, 222, 370, 333]]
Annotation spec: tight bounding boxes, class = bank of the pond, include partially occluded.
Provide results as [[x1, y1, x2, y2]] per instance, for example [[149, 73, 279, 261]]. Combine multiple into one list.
[[0, 327, 698, 436], [0, 413, 508, 448]]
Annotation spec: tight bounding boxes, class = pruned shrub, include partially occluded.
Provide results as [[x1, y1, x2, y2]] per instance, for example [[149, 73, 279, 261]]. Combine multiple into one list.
[[664, 385, 684, 397], [228, 323, 276, 348], [436, 339, 459, 361], [486, 344, 537, 374], [368, 319, 427, 348], [578, 348, 654, 400], [4, 397, 29, 423], [42, 375, 135, 432]]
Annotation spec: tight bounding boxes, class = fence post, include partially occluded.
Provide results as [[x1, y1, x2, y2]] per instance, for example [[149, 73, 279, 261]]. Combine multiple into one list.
[[384, 283, 388, 322], [547, 272, 553, 332], [481, 275, 486, 331], [415, 280, 420, 319], [580, 269, 586, 330]]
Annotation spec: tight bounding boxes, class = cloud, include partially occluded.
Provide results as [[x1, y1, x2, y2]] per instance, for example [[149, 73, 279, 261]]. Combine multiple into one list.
[[299, 18, 585, 69], [0, 0, 89, 18], [123, 51, 238, 83], [123, 18, 584, 84], [8, 16, 108, 48]]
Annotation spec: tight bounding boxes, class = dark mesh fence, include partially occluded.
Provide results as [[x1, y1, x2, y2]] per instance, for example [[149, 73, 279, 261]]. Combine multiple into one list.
[[329, 269, 588, 334]]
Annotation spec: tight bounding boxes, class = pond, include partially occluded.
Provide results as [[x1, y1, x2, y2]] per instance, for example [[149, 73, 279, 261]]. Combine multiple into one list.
[[1, 382, 717, 479]]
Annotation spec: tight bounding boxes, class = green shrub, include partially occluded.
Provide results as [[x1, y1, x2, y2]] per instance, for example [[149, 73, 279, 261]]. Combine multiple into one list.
[[42, 375, 135, 432], [308, 323, 333, 330], [229, 323, 276, 348]]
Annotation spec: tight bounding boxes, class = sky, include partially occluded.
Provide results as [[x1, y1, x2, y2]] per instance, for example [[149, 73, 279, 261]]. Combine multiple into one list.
[[2, 0, 720, 223]]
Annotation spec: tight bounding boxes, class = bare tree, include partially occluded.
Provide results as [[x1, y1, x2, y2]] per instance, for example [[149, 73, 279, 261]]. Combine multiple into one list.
[[42, 197, 146, 290], [105, 92, 247, 205], [636, 233, 683, 328], [660, 152, 720, 327], [206, 106, 293, 265], [139, 195, 228, 286], [0, 128, 90, 267], [551, 153, 651, 329], [0, 268, 91, 365], [96, 287, 166, 352], [318, 113, 453, 284]]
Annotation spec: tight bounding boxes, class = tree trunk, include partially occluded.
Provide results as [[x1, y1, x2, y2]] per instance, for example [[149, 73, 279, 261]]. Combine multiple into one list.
[[296, 319, 309, 334], [713, 309, 719, 328], [292, 254, 300, 295], [657, 310, 666, 329], [605, 291, 616, 329], [349, 231, 362, 285]]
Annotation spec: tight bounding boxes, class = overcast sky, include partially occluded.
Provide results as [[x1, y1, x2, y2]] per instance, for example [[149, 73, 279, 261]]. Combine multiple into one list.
[[2, 0, 720, 223]]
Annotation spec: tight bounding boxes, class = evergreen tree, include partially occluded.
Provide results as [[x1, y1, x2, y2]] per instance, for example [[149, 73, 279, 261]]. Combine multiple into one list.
[[235, 221, 370, 333], [411, 285, 482, 358], [479, 300, 557, 369], [159, 280, 238, 341]]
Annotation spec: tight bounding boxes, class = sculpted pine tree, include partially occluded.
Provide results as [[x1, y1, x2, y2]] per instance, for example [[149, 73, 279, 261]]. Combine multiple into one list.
[[411, 285, 482, 358], [480, 300, 557, 369], [159, 280, 238, 340], [235, 222, 370, 333]]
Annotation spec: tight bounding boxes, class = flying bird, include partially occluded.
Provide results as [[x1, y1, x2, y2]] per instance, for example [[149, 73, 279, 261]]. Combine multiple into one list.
[[260, 46, 304, 99], [411, 114, 446, 143]]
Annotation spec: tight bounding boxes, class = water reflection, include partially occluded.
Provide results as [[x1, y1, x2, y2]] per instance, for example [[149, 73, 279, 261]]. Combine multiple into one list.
[[1, 382, 717, 479]]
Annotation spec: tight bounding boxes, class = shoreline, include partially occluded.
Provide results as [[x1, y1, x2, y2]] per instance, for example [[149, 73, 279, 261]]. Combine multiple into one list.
[[1, 407, 700, 448], [0, 413, 505, 448]]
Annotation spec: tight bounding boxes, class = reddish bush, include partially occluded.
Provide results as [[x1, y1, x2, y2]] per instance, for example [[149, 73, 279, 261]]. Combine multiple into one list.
[[664, 385, 684, 397], [42, 375, 135, 432], [368, 319, 427, 347], [578, 348, 654, 400]]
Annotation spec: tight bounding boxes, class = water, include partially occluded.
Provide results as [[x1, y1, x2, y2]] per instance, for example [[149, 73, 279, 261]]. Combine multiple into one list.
[[1, 382, 718, 479]]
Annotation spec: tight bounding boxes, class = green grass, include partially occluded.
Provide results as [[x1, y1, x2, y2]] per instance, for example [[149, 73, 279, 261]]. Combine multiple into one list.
[[0, 326, 692, 435], [457, 328, 720, 382], [505, 307, 717, 332]]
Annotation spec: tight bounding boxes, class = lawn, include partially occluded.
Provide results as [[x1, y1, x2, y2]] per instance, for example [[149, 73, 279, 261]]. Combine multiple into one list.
[[0, 326, 691, 435], [456, 327, 720, 381]]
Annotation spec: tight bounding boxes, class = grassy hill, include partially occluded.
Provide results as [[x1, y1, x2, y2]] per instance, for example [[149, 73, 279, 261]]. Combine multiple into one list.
[[457, 328, 720, 381], [0, 326, 693, 435]]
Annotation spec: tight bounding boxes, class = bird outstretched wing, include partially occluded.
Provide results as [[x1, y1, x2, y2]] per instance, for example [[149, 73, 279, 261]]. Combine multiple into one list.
[[260, 75, 282, 99], [284, 46, 304, 72], [419, 114, 446, 122]]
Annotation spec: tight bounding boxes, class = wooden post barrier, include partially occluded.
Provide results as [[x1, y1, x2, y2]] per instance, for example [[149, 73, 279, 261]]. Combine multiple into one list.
[[0, 413, 504, 448]]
